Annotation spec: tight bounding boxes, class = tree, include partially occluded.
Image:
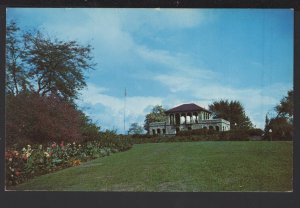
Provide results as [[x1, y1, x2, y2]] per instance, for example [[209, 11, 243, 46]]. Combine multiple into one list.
[[264, 90, 294, 140], [264, 114, 270, 139], [6, 21, 29, 95], [22, 30, 95, 102], [268, 117, 293, 140], [128, 123, 144, 135], [144, 105, 167, 133], [208, 100, 253, 129], [275, 90, 293, 122]]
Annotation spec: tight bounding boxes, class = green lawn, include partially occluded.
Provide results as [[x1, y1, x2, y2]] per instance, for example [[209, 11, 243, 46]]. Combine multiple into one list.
[[10, 141, 293, 192]]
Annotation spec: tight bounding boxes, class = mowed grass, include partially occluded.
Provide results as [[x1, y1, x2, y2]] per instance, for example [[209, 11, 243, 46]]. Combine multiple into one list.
[[11, 141, 292, 192]]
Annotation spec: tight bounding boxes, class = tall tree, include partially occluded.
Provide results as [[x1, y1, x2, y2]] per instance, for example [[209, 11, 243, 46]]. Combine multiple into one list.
[[264, 90, 294, 140], [144, 105, 167, 133], [209, 100, 253, 129], [275, 90, 293, 122], [128, 123, 144, 135], [6, 21, 29, 95], [23, 30, 95, 102]]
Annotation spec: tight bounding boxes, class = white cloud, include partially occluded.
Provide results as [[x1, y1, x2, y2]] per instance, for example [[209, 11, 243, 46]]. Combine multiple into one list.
[[78, 83, 163, 131], [153, 71, 291, 128]]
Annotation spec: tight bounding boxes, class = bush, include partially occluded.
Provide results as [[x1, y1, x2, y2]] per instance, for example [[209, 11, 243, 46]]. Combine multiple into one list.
[[6, 93, 84, 148], [5, 136, 134, 187], [247, 128, 264, 136]]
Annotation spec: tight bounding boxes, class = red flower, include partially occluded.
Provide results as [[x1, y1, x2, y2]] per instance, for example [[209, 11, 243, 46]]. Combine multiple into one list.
[[5, 152, 12, 159], [15, 171, 21, 176], [51, 143, 57, 148], [60, 141, 64, 147]]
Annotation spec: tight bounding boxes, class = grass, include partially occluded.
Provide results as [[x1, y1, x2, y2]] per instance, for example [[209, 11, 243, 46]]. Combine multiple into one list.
[[10, 141, 293, 192]]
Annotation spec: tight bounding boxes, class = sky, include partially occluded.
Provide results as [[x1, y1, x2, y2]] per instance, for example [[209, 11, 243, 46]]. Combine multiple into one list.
[[7, 8, 293, 133]]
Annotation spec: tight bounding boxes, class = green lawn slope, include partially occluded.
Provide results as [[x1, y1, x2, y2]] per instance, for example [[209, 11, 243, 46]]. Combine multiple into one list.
[[11, 141, 293, 192]]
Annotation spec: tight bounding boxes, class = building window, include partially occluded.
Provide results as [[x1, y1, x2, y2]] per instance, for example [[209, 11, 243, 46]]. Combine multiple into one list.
[[163, 129, 166, 134], [152, 129, 156, 135], [188, 127, 192, 131], [215, 126, 219, 131], [209, 126, 214, 130]]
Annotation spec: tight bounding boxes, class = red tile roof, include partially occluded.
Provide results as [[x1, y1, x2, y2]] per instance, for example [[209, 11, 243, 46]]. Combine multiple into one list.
[[165, 103, 211, 114]]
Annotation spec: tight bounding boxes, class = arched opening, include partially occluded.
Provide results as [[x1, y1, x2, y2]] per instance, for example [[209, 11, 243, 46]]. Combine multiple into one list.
[[157, 128, 161, 135], [209, 126, 214, 130], [186, 113, 192, 124], [215, 126, 220, 131], [203, 126, 207, 129], [152, 129, 156, 135], [175, 114, 180, 125], [170, 114, 174, 125], [180, 115, 185, 124]]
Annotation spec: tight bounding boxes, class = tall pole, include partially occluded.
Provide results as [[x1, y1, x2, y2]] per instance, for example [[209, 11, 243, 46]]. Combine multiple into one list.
[[124, 88, 126, 135]]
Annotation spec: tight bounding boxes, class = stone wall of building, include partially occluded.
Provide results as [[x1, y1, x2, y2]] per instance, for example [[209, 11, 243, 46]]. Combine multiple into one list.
[[149, 118, 230, 135]]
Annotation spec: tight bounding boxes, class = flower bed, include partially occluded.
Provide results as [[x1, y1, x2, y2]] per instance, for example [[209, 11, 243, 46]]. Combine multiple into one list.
[[5, 138, 133, 187]]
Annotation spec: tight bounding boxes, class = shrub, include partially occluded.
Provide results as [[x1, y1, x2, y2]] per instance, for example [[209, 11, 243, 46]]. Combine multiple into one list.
[[247, 128, 264, 137], [5, 136, 133, 187], [6, 93, 84, 148]]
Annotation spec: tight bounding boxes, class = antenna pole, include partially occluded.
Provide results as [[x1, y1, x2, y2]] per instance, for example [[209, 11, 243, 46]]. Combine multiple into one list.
[[124, 88, 126, 135]]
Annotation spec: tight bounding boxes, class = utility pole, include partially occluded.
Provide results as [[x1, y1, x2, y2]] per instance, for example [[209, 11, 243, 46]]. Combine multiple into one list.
[[124, 88, 126, 135]]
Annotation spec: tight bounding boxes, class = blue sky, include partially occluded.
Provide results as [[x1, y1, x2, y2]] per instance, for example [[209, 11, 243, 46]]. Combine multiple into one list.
[[7, 8, 293, 133]]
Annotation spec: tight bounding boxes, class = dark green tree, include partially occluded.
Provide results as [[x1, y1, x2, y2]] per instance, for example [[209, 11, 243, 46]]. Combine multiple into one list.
[[6, 21, 29, 95], [128, 123, 144, 135], [144, 105, 167, 133], [268, 117, 293, 140], [264, 90, 294, 140], [23, 30, 95, 102], [275, 90, 293, 122], [264, 114, 270, 140], [209, 100, 253, 129]]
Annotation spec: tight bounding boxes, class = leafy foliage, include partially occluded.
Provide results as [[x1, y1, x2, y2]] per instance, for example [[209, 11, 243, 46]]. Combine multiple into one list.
[[6, 137, 133, 187], [6, 21, 29, 95], [128, 122, 144, 135], [275, 90, 293, 122], [144, 105, 167, 133], [6, 92, 83, 147], [6, 21, 95, 102], [209, 100, 253, 129], [267, 117, 293, 141], [23, 31, 95, 102], [264, 90, 293, 141]]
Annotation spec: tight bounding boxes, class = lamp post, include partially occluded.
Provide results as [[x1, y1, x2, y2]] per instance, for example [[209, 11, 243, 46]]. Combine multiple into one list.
[[234, 123, 237, 129], [269, 128, 272, 141]]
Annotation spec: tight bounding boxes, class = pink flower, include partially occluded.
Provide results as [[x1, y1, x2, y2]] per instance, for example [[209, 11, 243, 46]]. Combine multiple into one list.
[[60, 141, 64, 147]]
